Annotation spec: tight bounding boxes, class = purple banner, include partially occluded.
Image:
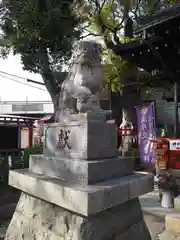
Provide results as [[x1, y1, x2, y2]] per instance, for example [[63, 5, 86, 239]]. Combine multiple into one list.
[[135, 103, 156, 165]]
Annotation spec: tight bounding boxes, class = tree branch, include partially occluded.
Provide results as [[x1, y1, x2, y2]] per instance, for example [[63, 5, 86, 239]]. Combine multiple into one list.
[[83, 22, 91, 29], [113, 17, 124, 44], [82, 32, 101, 38], [95, 0, 125, 46], [92, 0, 118, 49], [131, 0, 142, 18]]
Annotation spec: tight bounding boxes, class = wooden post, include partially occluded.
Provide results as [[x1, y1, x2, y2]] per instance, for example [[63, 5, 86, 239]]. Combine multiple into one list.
[[17, 125, 21, 149], [109, 81, 112, 119], [174, 81, 179, 138], [28, 123, 33, 147]]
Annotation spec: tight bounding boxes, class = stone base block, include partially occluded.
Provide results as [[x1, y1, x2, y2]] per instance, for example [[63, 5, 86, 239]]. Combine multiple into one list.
[[166, 214, 180, 233], [29, 155, 134, 185], [5, 193, 151, 240], [44, 120, 117, 160], [170, 169, 180, 178], [174, 195, 180, 209], [9, 169, 153, 216]]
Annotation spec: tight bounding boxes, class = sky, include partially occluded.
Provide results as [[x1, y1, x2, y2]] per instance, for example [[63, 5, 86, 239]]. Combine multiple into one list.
[[0, 53, 51, 102], [0, 36, 102, 102]]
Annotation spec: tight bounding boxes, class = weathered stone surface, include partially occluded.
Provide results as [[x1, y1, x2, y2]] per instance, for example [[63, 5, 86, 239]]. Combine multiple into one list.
[[56, 41, 104, 120], [61, 112, 106, 121], [5, 193, 151, 240], [29, 155, 134, 185], [43, 119, 117, 160], [9, 169, 153, 216]]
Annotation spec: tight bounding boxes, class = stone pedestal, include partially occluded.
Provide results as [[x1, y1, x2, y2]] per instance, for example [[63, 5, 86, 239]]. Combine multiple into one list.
[[5, 113, 153, 240], [5, 193, 151, 240], [43, 113, 117, 159], [29, 155, 134, 185]]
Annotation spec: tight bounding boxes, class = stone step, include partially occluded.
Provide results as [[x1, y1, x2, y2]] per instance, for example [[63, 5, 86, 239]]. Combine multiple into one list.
[[29, 154, 134, 185], [165, 214, 180, 233], [8, 169, 153, 216], [174, 195, 180, 210]]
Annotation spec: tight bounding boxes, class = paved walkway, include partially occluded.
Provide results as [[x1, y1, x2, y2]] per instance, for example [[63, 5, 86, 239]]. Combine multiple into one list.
[[140, 190, 180, 217], [143, 212, 165, 240], [140, 189, 180, 239]]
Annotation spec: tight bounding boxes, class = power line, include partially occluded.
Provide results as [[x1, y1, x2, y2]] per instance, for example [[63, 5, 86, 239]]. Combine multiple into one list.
[[0, 70, 44, 85], [0, 73, 47, 91], [27, 79, 45, 85]]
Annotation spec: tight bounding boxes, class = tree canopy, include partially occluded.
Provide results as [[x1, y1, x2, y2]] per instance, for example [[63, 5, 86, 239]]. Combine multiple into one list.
[[0, 0, 178, 97], [75, 0, 176, 92], [0, 0, 83, 100]]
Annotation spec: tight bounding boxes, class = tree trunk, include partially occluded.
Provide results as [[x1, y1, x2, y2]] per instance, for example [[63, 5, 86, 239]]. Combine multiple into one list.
[[119, 81, 141, 154], [39, 42, 61, 122], [119, 15, 141, 155], [41, 73, 60, 123]]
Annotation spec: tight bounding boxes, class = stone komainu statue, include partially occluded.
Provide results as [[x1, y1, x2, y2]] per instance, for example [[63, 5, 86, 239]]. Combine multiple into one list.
[[56, 41, 104, 121]]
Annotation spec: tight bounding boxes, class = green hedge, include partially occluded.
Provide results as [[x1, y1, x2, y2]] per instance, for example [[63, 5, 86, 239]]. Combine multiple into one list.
[[0, 146, 43, 188], [23, 145, 43, 168]]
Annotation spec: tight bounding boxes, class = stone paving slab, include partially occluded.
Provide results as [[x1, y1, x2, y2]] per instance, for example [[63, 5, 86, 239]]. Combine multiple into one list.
[[159, 230, 180, 240], [165, 213, 180, 233], [143, 213, 165, 240], [140, 190, 178, 218], [9, 169, 153, 216]]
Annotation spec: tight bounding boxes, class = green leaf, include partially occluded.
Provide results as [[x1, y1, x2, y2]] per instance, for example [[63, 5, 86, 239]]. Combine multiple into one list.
[[0, 0, 82, 96], [120, 0, 132, 11], [100, 1, 119, 29]]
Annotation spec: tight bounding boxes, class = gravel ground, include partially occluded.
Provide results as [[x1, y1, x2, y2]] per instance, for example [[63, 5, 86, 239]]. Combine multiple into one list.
[[0, 212, 165, 240]]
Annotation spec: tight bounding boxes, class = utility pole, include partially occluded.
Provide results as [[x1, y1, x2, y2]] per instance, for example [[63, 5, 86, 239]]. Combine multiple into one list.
[[174, 81, 179, 137]]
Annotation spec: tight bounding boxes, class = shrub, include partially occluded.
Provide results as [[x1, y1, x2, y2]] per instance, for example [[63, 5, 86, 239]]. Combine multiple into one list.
[[23, 145, 43, 168]]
